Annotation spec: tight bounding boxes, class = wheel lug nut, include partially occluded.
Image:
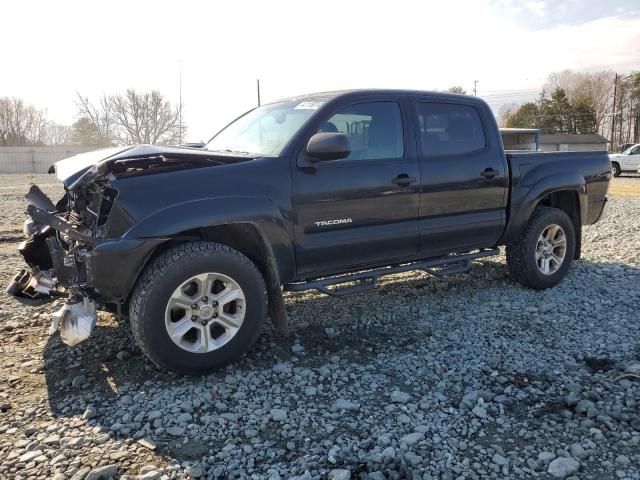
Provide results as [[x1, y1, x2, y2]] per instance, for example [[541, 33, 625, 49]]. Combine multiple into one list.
[[192, 304, 197, 309], [212, 301, 218, 307], [202, 296, 208, 302], [191, 315, 197, 321], [212, 313, 218, 318]]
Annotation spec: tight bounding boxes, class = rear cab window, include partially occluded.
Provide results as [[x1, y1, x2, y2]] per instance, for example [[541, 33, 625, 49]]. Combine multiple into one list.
[[416, 102, 486, 156]]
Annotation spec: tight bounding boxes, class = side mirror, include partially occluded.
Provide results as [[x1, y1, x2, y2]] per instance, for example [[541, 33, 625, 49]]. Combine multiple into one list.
[[305, 132, 351, 162]]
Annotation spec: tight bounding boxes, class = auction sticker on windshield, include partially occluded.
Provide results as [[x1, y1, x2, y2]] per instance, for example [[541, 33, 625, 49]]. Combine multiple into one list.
[[294, 101, 324, 110]]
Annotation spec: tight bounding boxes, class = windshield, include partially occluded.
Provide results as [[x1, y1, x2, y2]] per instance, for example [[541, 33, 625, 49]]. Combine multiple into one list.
[[622, 145, 639, 155], [206, 101, 323, 156]]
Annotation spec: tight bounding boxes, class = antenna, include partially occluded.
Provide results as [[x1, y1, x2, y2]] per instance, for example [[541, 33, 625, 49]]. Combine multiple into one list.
[[179, 60, 183, 144], [473, 80, 479, 96], [257, 78, 261, 107]]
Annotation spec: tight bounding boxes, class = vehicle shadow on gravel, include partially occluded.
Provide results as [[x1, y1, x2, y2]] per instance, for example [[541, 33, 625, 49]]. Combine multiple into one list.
[[39, 257, 640, 463]]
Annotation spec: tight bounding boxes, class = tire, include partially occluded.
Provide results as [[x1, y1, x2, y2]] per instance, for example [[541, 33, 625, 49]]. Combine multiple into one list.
[[611, 162, 621, 177], [506, 206, 576, 290], [130, 241, 267, 374]]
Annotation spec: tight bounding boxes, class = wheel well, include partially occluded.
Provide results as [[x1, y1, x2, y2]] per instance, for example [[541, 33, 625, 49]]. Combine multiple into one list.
[[536, 190, 581, 260], [175, 223, 273, 279]]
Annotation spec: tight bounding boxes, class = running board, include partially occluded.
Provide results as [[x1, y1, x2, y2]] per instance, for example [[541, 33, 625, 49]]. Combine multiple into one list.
[[284, 249, 499, 298]]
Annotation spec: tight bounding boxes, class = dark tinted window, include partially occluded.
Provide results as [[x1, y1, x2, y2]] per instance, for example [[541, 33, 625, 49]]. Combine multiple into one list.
[[417, 103, 485, 156], [319, 102, 404, 160]]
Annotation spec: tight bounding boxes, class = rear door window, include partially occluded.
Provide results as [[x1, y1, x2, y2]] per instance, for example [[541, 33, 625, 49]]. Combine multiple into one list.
[[416, 103, 486, 156]]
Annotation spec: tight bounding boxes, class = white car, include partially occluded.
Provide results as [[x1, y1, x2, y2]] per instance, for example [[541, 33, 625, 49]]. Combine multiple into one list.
[[609, 144, 640, 177]]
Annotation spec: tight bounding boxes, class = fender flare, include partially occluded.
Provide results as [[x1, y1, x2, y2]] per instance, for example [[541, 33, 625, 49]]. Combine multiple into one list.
[[501, 171, 587, 245], [122, 196, 296, 282]]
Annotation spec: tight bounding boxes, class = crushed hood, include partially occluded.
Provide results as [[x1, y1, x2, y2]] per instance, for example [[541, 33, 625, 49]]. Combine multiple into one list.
[[51, 144, 257, 187], [53, 146, 132, 182]]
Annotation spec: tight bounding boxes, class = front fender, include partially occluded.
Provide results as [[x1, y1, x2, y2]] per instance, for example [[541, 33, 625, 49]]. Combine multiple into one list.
[[501, 171, 587, 244], [122, 196, 295, 282]]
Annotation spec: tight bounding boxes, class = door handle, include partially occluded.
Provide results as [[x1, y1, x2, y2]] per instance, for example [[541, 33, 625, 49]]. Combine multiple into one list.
[[480, 168, 500, 179], [391, 174, 417, 186]]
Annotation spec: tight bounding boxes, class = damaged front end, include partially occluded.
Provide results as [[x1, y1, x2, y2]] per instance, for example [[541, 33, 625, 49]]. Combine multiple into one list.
[[5, 145, 251, 347], [5, 180, 116, 346]]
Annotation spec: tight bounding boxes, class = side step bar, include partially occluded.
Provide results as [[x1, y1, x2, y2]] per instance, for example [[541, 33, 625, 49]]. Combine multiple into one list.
[[284, 248, 499, 297]]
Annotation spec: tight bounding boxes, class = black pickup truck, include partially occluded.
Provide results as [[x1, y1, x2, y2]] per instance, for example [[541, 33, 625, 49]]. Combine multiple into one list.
[[6, 89, 610, 373]]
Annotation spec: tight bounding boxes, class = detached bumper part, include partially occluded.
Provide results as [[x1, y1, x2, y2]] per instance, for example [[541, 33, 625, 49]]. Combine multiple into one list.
[[5, 269, 63, 306], [51, 297, 97, 346]]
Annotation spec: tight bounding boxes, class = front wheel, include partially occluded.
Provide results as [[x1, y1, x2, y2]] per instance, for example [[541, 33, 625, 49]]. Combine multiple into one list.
[[506, 206, 576, 290], [130, 241, 267, 374], [611, 162, 621, 177]]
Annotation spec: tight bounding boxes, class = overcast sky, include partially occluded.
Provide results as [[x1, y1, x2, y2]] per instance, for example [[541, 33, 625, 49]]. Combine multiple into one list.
[[1, 0, 639, 142]]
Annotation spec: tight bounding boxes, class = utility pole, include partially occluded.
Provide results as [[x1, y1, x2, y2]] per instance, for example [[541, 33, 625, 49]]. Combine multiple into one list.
[[473, 80, 479, 96], [178, 60, 183, 145], [610, 73, 618, 150], [257, 79, 261, 107]]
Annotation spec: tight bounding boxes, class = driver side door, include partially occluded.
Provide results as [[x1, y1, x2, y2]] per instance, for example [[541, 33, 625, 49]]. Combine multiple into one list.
[[292, 96, 420, 276]]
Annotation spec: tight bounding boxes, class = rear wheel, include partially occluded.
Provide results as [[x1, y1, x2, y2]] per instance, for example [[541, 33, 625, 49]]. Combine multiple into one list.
[[611, 162, 621, 177], [130, 241, 267, 374], [506, 206, 576, 290]]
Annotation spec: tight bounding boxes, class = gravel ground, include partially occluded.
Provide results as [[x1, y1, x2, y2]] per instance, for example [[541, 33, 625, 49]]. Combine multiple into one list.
[[0, 173, 639, 480]]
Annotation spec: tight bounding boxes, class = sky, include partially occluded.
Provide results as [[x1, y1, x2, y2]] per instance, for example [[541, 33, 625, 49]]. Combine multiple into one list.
[[1, 0, 639, 142]]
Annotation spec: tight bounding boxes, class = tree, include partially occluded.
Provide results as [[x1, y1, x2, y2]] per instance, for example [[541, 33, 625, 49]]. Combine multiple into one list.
[[75, 93, 114, 144], [76, 89, 185, 146], [448, 86, 467, 95], [539, 88, 573, 134], [505, 102, 540, 129], [45, 122, 72, 145], [570, 98, 597, 134], [70, 117, 112, 147], [544, 70, 614, 132], [505, 88, 597, 134], [0, 97, 48, 146]]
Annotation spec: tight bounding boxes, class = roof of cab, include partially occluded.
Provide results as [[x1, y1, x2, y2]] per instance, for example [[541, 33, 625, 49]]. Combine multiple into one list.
[[272, 89, 477, 105]]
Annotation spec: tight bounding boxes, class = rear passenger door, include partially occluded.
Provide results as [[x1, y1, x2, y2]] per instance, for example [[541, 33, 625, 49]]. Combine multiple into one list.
[[292, 97, 420, 275], [414, 99, 508, 255]]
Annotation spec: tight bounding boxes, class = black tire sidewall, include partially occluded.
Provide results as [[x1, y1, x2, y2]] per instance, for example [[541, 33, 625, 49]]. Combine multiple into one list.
[[138, 248, 266, 373], [612, 163, 621, 177], [522, 210, 575, 289]]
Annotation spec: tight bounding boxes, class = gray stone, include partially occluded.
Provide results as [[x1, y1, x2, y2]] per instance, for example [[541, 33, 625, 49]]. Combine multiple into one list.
[[332, 398, 359, 411], [615, 454, 630, 465], [19, 450, 43, 463], [270, 408, 288, 421], [390, 390, 411, 403], [327, 469, 351, 480], [147, 410, 162, 421], [472, 405, 487, 418], [166, 426, 185, 436], [538, 451, 556, 463], [176, 412, 192, 423], [493, 453, 509, 466], [575, 399, 595, 414], [185, 464, 203, 478], [85, 464, 118, 480], [547, 457, 580, 478], [569, 443, 588, 459], [400, 432, 425, 446], [71, 375, 87, 388], [137, 437, 157, 450], [116, 350, 131, 360]]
